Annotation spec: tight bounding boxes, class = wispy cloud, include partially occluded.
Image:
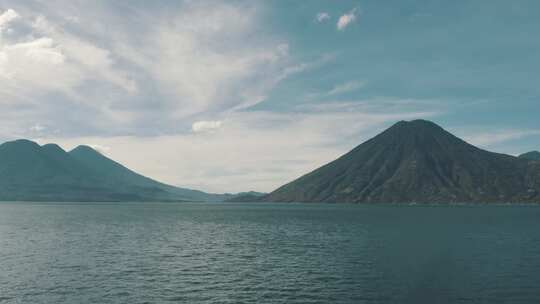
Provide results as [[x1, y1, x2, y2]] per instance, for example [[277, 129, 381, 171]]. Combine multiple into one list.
[[460, 129, 540, 148], [326, 80, 365, 96], [113, 2, 297, 120], [337, 8, 359, 31], [0, 8, 136, 101], [0, 3, 307, 138]]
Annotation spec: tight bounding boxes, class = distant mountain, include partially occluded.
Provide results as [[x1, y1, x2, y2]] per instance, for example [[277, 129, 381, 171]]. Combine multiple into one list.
[[262, 120, 540, 204], [224, 191, 266, 202], [0, 140, 228, 202], [519, 151, 540, 161]]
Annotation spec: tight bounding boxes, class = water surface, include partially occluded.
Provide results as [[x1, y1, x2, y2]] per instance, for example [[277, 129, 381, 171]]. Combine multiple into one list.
[[1, 202, 540, 303]]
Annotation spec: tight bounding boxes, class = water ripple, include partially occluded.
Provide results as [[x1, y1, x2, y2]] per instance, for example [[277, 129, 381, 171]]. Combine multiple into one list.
[[1, 202, 540, 303]]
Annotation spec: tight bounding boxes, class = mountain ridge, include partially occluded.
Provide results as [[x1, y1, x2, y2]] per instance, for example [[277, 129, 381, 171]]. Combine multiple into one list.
[[0, 140, 230, 202]]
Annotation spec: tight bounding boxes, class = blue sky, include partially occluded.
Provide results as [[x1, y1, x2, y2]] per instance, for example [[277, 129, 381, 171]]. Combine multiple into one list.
[[0, 0, 538, 192]]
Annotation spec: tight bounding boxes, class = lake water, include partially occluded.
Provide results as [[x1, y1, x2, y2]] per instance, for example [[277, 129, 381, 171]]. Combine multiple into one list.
[[1, 202, 540, 303]]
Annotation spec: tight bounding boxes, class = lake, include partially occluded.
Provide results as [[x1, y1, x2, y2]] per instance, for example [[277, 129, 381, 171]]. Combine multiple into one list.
[[1, 202, 540, 303]]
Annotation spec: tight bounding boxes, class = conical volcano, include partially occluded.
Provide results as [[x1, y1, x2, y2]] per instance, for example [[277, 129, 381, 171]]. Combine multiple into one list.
[[263, 120, 540, 203]]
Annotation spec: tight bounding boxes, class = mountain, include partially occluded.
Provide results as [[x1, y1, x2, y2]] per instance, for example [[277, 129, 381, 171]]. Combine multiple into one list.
[[0, 140, 228, 202], [519, 151, 540, 161], [262, 120, 540, 204], [224, 191, 267, 202], [69, 145, 230, 202]]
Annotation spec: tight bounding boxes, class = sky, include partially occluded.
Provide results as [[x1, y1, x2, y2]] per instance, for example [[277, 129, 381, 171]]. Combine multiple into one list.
[[0, 0, 538, 193]]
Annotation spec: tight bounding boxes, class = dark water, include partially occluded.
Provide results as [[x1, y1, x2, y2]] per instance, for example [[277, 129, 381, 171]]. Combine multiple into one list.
[[1, 202, 540, 303]]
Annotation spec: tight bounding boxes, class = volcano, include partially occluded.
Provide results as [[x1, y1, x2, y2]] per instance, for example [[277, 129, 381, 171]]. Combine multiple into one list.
[[263, 120, 540, 203]]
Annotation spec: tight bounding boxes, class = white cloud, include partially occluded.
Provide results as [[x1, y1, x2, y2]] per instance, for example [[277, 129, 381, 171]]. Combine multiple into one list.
[[0, 9, 18, 30], [192, 120, 223, 133], [0, 36, 80, 96], [337, 8, 358, 31], [7, 37, 65, 64], [0, 8, 136, 109], [316, 12, 330, 23]]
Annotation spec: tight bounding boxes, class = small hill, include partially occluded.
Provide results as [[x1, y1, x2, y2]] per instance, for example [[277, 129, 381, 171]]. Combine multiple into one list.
[[224, 191, 267, 202]]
